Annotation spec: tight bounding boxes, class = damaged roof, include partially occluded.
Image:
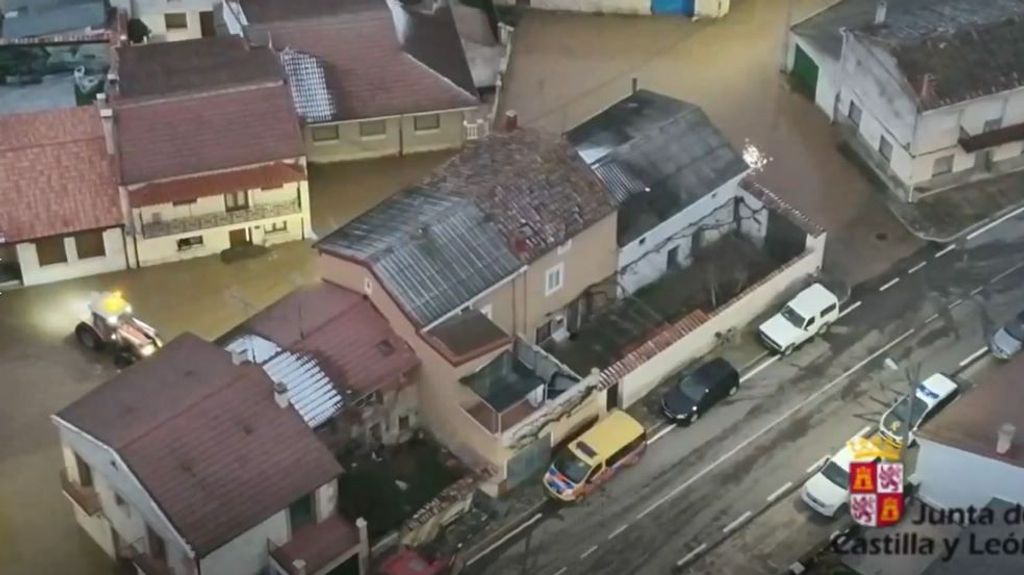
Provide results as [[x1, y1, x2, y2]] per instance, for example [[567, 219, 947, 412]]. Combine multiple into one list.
[[0, 105, 122, 243], [318, 130, 615, 326], [567, 90, 748, 246], [792, 0, 1024, 110], [56, 333, 342, 556], [114, 36, 284, 100], [242, 0, 478, 121]]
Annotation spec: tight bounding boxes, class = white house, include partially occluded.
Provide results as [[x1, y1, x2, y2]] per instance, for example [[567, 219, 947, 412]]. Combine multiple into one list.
[[0, 105, 128, 288], [789, 0, 1024, 201], [109, 0, 218, 42], [566, 89, 751, 295], [492, 0, 728, 19], [109, 37, 312, 268], [913, 355, 1024, 510], [53, 333, 371, 575]]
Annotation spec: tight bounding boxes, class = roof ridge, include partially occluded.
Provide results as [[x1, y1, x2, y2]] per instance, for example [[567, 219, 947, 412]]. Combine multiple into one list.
[[0, 132, 105, 153], [114, 79, 286, 109]]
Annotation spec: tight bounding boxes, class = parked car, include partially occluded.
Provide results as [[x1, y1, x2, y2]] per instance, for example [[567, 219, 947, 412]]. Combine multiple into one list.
[[989, 310, 1024, 360], [878, 373, 960, 448], [801, 444, 880, 517], [661, 357, 739, 425], [757, 283, 839, 355]]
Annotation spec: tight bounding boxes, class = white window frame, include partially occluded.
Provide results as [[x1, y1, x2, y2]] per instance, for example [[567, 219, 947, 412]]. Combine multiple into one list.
[[544, 263, 564, 296], [164, 12, 188, 30], [413, 113, 441, 133], [359, 120, 387, 140], [932, 155, 954, 177], [311, 125, 340, 143]]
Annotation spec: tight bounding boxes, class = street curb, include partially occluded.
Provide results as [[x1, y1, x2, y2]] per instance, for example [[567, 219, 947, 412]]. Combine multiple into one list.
[[459, 497, 549, 565], [672, 426, 879, 573]]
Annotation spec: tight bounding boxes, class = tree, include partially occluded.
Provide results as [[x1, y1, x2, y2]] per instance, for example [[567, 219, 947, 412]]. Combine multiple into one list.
[[127, 18, 150, 44]]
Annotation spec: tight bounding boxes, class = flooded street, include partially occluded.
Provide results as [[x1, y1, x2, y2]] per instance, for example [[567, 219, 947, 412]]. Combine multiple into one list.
[[498, 0, 923, 284]]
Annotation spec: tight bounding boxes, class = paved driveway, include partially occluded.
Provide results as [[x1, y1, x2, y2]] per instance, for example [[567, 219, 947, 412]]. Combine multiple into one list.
[[498, 0, 923, 285]]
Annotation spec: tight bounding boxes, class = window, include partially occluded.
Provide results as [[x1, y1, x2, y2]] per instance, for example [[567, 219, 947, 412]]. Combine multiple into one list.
[[932, 155, 954, 177], [820, 302, 837, 317], [311, 125, 339, 142], [878, 136, 893, 164], [399, 415, 411, 432], [288, 494, 316, 532], [147, 525, 166, 562], [557, 239, 572, 255], [176, 235, 204, 251], [74, 453, 93, 488], [413, 114, 440, 132], [36, 236, 67, 266], [479, 304, 493, 319], [359, 120, 387, 138], [172, 199, 197, 206], [848, 100, 862, 127], [266, 221, 288, 234], [983, 118, 1003, 133], [535, 319, 553, 344], [114, 492, 131, 516], [74, 231, 106, 259], [224, 191, 248, 212], [667, 246, 680, 269], [545, 263, 564, 296], [164, 12, 187, 30]]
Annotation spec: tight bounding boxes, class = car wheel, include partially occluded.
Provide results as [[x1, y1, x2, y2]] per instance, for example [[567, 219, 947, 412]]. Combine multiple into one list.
[[691, 412, 700, 423], [75, 323, 102, 351], [820, 322, 831, 334], [783, 345, 793, 356], [728, 385, 738, 396]]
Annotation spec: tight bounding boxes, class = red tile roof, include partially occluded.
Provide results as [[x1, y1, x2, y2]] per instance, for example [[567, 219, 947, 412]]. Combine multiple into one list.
[[114, 83, 305, 185], [129, 163, 307, 207], [0, 106, 122, 243], [56, 333, 342, 556], [247, 6, 478, 121], [229, 282, 420, 396], [270, 513, 360, 574]]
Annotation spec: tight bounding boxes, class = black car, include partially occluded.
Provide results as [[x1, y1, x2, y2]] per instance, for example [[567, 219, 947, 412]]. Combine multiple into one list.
[[661, 357, 739, 425]]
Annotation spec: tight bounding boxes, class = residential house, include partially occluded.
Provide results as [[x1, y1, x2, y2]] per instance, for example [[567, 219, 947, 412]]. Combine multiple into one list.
[[491, 0, 728, 19], [218, 281, 421, 453], [52, 332, 371, 575], [789, 0, 1024, 201], [108, 0, 218, 42], [0, 0, 122, 115], [913, 353, 1024, 510], [108, 36, 311, 267], [223, 0, 480, 163], [0, 105, 127, 286], [316, 129, 617, 492], [567, 89, 751, 295]]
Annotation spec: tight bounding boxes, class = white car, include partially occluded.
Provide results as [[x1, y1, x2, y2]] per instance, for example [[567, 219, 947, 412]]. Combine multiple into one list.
[[758, 283, 839, 355], [801, 445, 878, 517], [878, 373, 960, 448]]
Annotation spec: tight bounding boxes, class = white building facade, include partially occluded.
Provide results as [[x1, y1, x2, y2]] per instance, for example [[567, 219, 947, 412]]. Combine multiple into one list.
[[111, 0, 218, 42]]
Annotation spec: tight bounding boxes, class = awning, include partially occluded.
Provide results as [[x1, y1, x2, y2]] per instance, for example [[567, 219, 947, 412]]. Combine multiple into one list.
[[959, 122, 1024, 153]]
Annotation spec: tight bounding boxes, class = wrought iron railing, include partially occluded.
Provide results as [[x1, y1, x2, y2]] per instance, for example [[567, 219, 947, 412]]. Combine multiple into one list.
[[141, 199, 301, 239]]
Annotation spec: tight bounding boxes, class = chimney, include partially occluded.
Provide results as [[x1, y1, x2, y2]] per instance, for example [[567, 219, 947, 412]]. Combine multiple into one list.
[[874, 0, 887, 25], [504, 110, 518, 132], [98, 106, 116, 155], [997, 423, 1016, 455], [291, 560, 306, 575], [274, 381, 290, 408], [631, 77, 638, 94]]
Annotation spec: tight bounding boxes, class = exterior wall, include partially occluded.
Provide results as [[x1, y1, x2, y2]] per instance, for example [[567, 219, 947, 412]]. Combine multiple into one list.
[[788, 36, 842, 120], [200, 511, 288, 575], [131, 182, 309, 267], [305, 112, 467, 163], [695, 0, 729, 18], [15, 227, 127, 286], [473, 213, 619, 343], [915, 439, 1024, 509], [109, 0, 216, 42], [524, 0, 650, 15], [617, 231, 826, 407], [56, 426, 194, 574], [617, 175, 744, 295], [314, 480, 338, 522]]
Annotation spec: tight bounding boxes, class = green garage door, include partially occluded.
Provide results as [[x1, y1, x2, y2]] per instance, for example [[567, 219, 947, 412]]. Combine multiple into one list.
[[791, 44, 819, 100]]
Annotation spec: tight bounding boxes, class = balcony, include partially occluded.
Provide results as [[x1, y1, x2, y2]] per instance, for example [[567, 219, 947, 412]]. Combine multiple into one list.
[[269, 513, 362, 575], [140, 199, 301, 239], [60, 469, 101, 516]]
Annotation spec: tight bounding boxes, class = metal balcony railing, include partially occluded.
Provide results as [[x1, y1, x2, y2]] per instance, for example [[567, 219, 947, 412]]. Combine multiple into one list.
[[141, 199, 301, 239]]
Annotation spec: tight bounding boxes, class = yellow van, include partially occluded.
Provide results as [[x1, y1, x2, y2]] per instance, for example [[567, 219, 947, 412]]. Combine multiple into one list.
[[543, 410, 647, 501]]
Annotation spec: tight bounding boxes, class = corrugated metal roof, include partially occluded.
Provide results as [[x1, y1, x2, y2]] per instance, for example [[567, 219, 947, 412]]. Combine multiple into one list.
[[280, 48, 336, 123], [225, 333, 344, 428], [318, 188, 522, 326]]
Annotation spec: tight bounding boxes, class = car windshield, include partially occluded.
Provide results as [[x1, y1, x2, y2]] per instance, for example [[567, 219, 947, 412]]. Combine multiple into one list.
[[780, 305, 807, 328], [889, 395, 929, 427], [820, 459, 848, 489], [552, 451, 592, 485], [679, 379, 706, 402], [1006, 318, 1024, 341]]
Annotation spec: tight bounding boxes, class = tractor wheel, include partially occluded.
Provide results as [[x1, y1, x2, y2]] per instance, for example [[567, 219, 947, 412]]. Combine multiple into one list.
[[75, 323, 102, 351]]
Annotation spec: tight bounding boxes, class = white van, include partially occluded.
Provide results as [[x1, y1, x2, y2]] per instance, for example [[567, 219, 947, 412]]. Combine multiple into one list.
[[758, 283, 839, 355]]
